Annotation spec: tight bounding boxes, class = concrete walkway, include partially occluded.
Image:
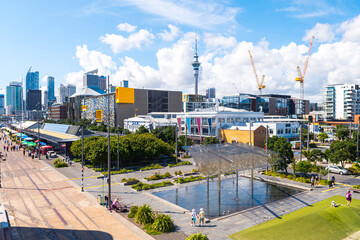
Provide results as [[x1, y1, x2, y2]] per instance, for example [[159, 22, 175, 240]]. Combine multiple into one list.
[[0, 136, 153, 240], [43, 156, 360, 240]]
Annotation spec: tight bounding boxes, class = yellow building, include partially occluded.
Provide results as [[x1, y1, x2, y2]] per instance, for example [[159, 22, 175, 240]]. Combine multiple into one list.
[[220, 125, 266, 148]]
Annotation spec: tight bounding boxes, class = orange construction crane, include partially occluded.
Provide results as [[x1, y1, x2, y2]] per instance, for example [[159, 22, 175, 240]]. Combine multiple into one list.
[[248, 50, 265, 95], [296, 36, 314, 99]]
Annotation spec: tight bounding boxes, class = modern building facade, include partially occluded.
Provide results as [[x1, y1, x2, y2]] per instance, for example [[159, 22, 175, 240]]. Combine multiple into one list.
[[324, 84, 360, 120], [26, 90, 42, 111], [47, 76, 55, 102], [182, 94, 217, 112], [58, 84, 76, 103], [206, 88, 216, 99], [26, 68, 39, 93], [48, 103, 68, 120], [0, 94, 4, 115], [98, 75, 106, 91], [222, 93, 309, 117], [80, 87, 182, 127], [6, 81, 23, 114]]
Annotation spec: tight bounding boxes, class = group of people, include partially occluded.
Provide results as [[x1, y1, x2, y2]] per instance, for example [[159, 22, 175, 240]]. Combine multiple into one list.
[[310, 176, 320, 188], [331, 190, 352, 207], [191, 208, 206, 227]]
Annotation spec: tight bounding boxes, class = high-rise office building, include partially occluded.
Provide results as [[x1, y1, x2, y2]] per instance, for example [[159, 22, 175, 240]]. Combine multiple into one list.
[[206, 88, 216, 99], [26, 67, 39, 92], [67, 84, 76, 97], [43, 90, 48, 108], [98, 76, 106, 91], [58, 84, 76, 103], [121, 80, 129, 88], [0, 94, 4, 115], [324, 83, 360, 120], [6, 81, 23, 114], [83, 69, 99, 88], [47, 76, 55, 101], [26, 90, 42, 110]]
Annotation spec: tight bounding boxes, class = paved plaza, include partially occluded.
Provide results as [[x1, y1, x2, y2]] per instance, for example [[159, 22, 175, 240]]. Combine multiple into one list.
[[2, 136, 360, 239]]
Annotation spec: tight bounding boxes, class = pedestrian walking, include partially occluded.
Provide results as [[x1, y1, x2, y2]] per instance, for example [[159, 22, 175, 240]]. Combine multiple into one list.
[[191, 209, 197, 227], [23, 149, 25, 156], [315, 176, 318, 186], [331, 175, 336, 187], [198, 208, 205, 226], [346, 190, 352, 206], [311, 176, 315, 188]]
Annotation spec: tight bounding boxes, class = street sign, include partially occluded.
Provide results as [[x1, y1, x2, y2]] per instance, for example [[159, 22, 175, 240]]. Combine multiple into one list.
[[81, 105, 87, 112]]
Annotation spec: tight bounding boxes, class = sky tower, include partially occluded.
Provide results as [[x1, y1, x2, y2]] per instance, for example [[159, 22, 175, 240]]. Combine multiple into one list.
[[192, 38, 201, 95]]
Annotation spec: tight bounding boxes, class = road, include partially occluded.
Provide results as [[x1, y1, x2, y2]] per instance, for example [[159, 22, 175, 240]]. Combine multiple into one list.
[[0, 135, 151, 240]]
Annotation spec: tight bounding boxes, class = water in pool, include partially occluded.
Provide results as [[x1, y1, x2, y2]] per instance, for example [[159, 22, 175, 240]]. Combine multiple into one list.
[[153, 177, 303, 218]]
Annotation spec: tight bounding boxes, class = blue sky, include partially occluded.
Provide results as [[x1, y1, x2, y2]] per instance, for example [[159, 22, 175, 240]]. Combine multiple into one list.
[[1, 0, 360, 102]]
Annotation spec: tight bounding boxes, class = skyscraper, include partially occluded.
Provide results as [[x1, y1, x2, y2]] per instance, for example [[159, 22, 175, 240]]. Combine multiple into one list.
[[26, 67, 39, 92], [0, 94, 4, 115], [6, 81, 23, 114], [98, 76, 106, 91], [43, 90, 48, 108], [83, 69, 99, 88], [191, 38, 201, 95], [67, 84, 76, 97], [58, 84, 76, 103], [206, 88, 216, 99], [47, 76, 55, 101], [26, 90, 42, 110]]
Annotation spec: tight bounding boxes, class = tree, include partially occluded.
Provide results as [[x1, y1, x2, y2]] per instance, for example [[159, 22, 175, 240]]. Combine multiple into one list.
[[177, 135, 193, 153], [267, 136, 294, 174], [327, 140, 356, 167], [296, 160, 313, 174], [318, 132, 328, 143], [203, 137, 219, 145], [151, 126, 176, 145], [136, 125, 149, 134], [300, 127, 314, 144], [302, 149, 324, 164], [334, 125, 349, 141]]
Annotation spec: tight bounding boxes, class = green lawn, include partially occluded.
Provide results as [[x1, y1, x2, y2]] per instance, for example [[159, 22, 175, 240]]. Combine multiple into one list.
[[229, 195, 360, 240]]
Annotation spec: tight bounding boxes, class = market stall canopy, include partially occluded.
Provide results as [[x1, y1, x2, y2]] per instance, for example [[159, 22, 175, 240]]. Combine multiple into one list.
[[26, 142, 36, 147], [24, 137, 34, 141], [17, 133, 27, 137]]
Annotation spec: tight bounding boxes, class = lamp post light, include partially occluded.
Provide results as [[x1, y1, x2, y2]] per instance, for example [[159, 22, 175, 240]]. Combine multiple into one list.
[[81, 126, 84, 192], [117, 126, 120, 170], [38, 121, 40, 160], [107, 75, 111, 210]]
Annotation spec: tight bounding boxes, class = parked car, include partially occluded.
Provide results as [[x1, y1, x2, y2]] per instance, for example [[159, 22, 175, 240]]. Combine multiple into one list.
[[46, 151, 57, 158], [325, 165, 349, 175]]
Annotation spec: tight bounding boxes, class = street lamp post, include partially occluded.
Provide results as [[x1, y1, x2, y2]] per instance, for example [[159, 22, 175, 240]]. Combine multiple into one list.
[[117, 126, 119, 170], [38, 121, 40, 160], [107, 75, 111, 210], [175, 123, 178, 164], [81, 126, 84, 192]]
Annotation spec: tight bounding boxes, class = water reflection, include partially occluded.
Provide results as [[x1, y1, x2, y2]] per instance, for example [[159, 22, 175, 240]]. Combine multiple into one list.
[[153, 177, 303, 219]]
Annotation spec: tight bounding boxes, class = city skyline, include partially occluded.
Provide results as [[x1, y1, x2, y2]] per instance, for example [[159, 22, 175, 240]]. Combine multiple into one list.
[[1, 1, 360, 102]]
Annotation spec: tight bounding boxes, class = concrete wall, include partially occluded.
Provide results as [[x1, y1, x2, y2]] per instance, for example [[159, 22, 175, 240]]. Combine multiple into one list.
[[168, 91, 182, 112]]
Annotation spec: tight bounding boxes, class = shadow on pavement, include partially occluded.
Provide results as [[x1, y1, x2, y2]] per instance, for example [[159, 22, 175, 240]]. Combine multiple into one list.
[[11, 226, 113, 240]]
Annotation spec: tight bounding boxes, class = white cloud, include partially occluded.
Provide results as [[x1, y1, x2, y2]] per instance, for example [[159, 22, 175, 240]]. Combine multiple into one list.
[[338, 15, 360, 42], [158, 24, 179, 41], [75, 44, 117, 75], [303, 23, 335, 43], [67, 14, 360, 103], [120, 0, 240, 29], [100, 29, 155, 54], [204, 33, 237, 50], [65, 71, 84, 92], [117, 23, 137, 33], [41, 75, 48, 83]]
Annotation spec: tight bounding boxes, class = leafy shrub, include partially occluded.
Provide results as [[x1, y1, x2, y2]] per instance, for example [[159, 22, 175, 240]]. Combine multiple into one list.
[[163, 172, 171, 178], [353, 185, 360, 189], [174, 170, 182, 176], [73, 158, 81, 162], [287, 175, 293, 180], [121, 178, 138, 183], [168, 161, 192, 167], [55, 162, 68, 168], [53, 159, 62, 165], [150, 213, 175, 233], [182, 155, 191, 159], [145, 172, 172, 181], [102, 168, 134, 176], [132, 181, 173, 191], [140, 164, 164, 171], [186, 232, 209, 240], [128, 206, 139, 218], [280, 174, 286, 179], [135, 204, 154, 225], [174, 175, 206, 184]]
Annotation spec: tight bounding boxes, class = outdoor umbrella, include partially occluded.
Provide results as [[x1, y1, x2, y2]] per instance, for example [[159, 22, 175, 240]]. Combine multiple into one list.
[[35, 140, 39, 143], [24, 137, 34, 141], [21, 135, 28, 139], [40, 142, 47, 146], [26, 142, 37, 147]]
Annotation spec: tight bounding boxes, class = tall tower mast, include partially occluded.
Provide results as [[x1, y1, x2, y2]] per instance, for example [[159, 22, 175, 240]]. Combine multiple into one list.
[[192, 37, 201, 95]]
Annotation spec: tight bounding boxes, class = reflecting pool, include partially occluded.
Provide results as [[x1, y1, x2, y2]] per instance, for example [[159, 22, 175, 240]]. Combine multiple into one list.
[[153, 177, 303, 219]]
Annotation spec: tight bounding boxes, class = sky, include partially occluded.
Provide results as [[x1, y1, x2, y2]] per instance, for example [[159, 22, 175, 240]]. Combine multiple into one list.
[[1, 0, 360, 103]]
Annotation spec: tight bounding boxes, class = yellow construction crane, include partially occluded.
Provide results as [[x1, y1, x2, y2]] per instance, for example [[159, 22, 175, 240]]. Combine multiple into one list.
[[248, 50, 265, 95], [296, 36, 314, 99]]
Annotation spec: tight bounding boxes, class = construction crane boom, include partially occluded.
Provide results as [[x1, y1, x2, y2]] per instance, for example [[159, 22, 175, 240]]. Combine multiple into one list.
[[302, 35, 314, 80], [248, 50, 265, 95]]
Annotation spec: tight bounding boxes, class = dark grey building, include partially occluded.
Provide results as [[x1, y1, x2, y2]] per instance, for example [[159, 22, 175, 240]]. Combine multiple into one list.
[[206, 88, 216, 99], [26, 90, 42, 110]]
